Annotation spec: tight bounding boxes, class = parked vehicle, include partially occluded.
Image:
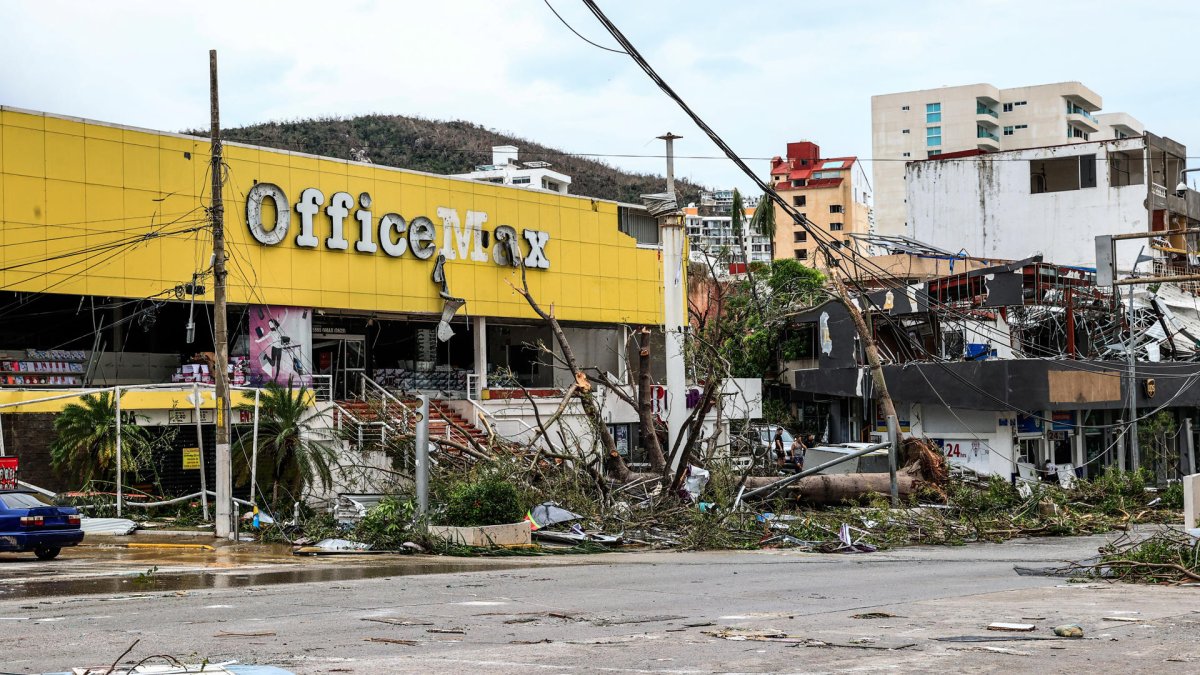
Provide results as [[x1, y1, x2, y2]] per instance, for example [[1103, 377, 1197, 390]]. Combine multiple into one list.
[[0, 490, 84, 560], [728, 424, 794, 471]]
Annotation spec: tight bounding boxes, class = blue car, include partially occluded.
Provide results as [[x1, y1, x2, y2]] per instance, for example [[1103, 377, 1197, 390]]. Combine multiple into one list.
[[0, 490, 84, 560]]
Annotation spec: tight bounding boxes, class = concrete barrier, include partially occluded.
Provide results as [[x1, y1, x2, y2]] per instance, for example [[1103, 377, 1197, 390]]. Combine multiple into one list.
[[428, 521, 532, 547], [1185, 473, 1200, 531]]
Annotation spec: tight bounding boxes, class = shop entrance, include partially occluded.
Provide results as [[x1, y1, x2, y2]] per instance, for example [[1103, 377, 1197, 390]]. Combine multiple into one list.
[[313, 332, 366, 400]]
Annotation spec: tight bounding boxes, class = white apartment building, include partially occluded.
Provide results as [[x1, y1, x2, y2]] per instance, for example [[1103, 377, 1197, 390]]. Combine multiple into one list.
[[905, 133, 1188, 272], [685, 192, 772, 270], [871, 82, 1143, 235], [452, 145, 572, 194]]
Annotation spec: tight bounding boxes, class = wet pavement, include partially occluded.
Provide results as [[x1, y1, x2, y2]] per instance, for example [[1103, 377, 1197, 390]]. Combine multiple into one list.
[[3, 534, 1199, 674], [0, 537, 563, 601]]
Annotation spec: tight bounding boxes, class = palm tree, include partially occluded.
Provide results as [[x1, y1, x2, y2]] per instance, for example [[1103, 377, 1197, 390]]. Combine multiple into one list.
[[50, 392, 151, 487], [233, 383, 335, 508], [749, 194, 777, 261], [730, 188, 745, 267]]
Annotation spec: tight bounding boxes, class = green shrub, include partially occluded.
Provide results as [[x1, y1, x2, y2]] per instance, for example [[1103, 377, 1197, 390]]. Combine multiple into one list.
[[354, 496, 417, 549], [444, 474, 523, 527], [1161, 481, 1185, 510]]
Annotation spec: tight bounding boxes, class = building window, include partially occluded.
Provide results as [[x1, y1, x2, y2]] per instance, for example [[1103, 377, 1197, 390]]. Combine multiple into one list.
[[829, 204, 844, 214], [1002, 126, 1013, 136], [792, 179, 806, 187], [928, 150, 942, 158], [1003, 103, 1013, 113], [1029, 154, 1097, 194], [794, 249, 808, 260], [926, 102, 941, 123], [843, 239, 852, 248], [793, 213, 806, 224], [1014, 100, 1027, 106], [902, 152, 911, 158], [793, 231, 807, 243], [901, 129, 910, 134], [1109, 150, 1145, 187], [927, 126, 942, 147], [830, 222, 844, 231], [1015, 124, 1027, 130], [901, 105, 910, 111], [793, 195, 806, 207], [511, 176, 531, 184]]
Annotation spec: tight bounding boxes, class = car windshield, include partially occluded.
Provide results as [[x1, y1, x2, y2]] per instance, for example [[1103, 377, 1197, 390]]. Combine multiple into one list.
[[0, 492, 54, 509]]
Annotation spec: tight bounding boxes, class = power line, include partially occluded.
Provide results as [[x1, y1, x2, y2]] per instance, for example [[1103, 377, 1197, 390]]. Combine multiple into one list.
[[542, 0, 626, 54]]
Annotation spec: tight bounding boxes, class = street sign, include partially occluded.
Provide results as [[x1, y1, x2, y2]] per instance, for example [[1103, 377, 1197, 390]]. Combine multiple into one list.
[[182, 447, 201, 470]]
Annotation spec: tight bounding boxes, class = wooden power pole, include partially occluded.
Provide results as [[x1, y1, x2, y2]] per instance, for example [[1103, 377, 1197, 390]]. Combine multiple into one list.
[[210, 49, 232, 539]]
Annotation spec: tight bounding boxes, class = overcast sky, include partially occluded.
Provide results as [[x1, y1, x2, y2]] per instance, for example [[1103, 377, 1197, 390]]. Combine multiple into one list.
[[2, 1, 1197, 195]]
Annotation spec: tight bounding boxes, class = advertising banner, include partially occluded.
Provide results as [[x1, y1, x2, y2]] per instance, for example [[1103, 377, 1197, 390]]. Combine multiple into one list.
[[249, 305, 312, 387], [0, 457, 17, 490]]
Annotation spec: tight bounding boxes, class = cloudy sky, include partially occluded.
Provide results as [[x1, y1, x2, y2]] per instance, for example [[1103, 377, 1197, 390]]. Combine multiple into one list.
[[2, 1, 1196, 194]]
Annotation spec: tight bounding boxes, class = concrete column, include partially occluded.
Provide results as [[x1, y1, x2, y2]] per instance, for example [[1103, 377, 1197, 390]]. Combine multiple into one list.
[[617, 326, 629, 384], [1183, 418, 1196, 476], [1072, 412, 1085, 477], [472, 316, 487, 397], [1184, 473, 1200, 531], [662, 217, 689, 471]]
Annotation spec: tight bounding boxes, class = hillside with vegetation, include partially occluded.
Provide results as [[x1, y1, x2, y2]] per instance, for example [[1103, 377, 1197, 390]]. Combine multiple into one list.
[[206, 114, 707, 205]]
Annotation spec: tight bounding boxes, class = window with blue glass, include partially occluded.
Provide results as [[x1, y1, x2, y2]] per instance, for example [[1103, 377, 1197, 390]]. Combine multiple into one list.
[[927, 126, 941, 147], [926, 102, 941, 123]]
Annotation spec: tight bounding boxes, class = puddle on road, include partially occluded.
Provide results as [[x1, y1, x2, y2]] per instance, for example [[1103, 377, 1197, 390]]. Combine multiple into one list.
[[0, 558, 533, 601]]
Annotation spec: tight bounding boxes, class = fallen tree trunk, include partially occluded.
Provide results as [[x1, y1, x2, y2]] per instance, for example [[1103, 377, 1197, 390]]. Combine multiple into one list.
[[786, 472, 920, 504], [736, 469, 921, 504]]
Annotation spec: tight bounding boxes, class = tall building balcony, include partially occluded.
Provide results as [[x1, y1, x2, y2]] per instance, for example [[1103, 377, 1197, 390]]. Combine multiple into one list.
[[976, 102, 1000, 127], [1067, 112, 1100, 133], [976, 127, 1000, 150]]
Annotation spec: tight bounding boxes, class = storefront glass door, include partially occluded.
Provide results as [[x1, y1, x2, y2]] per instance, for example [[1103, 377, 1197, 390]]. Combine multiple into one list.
[[313, 334, 366, 400]]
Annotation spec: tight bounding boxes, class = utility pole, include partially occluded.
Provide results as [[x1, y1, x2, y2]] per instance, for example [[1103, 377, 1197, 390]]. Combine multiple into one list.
[[1126, 284, 1139, 472], [210, 49, 232, 539], [657, 133, 689, 472]]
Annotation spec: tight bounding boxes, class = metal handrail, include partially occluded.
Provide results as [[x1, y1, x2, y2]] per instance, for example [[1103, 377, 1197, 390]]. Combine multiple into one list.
[[310, 374, 333, 402], [331, 400, 396, 448], [460, 396, 573, 454], [361, 375, 415, 432]]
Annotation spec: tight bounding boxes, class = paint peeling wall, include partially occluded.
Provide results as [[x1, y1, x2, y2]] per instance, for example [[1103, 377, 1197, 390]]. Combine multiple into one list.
[[907, 138, 1149, 271]]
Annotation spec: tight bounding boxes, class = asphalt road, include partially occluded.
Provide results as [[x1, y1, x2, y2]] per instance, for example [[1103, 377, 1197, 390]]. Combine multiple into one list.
[[1, 534, 1198, 673]]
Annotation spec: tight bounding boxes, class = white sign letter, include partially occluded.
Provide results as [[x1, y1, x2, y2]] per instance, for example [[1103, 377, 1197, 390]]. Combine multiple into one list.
[[465, 210, 490, 262], [354, 192, 377, 253], [523, 229, 551, 269], [325, 191, 353, 250], [379, 213, 408, 257], [294, 187, 324, 248], [409, 216, 437, 260], [246, 183, 289, 245]]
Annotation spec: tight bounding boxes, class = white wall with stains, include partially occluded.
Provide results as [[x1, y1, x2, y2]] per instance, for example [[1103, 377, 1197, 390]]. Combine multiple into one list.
[[906, 138, 1149, 271]]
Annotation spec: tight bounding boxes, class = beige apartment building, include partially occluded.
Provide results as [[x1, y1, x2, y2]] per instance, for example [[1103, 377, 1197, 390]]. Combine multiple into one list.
[[870, 82, 1143, 235], [769, 141, 872, 265]]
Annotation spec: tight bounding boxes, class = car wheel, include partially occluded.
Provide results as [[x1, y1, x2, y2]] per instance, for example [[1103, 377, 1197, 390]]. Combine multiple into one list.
[[34, 547, 61, 561]]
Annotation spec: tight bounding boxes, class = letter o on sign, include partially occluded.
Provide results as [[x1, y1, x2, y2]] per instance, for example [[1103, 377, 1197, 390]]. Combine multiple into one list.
[[246, 182, 290, 245]]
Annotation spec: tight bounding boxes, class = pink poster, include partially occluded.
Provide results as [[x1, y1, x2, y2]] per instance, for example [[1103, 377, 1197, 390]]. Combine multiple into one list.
[[249, 305, 312, 387]]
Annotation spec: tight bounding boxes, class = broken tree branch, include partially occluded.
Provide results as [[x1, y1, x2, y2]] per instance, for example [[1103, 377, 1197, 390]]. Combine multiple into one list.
[[509, 264, 632, 482]]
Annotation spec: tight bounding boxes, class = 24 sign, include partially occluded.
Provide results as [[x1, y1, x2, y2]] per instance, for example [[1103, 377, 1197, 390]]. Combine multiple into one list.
[[0, 457, 17, 490]]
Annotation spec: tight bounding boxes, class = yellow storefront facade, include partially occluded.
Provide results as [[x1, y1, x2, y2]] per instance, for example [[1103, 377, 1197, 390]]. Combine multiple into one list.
[[0, 106, 662, 322], [0, 106, 665, 410]]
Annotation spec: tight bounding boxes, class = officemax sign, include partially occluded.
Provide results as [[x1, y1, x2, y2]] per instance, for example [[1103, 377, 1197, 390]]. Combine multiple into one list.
[[244, 183, 551, 269]]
